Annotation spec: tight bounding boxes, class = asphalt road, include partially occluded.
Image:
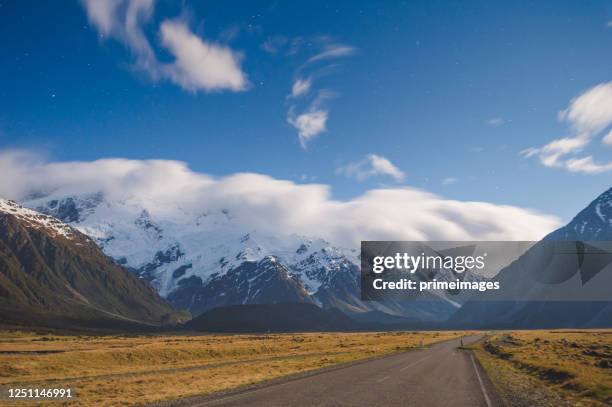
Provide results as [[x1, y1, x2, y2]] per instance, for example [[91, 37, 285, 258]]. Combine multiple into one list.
[[181, 335, 502, 407]]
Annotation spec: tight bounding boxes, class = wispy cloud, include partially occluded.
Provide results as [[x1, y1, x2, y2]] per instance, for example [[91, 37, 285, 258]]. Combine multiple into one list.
[[261, 35, 288, 54], [287, 108, 328, 149], [521, 81, 612, 174], [308, 44, 356, 63], [565, 156, 612, 174], [287, 91, 336, 148], [81, 0, 248, 93], [283, 38, 356, 148], [337, 154, 406, 182], [486, 117, 505, 127], [442, 177, 457, 185], [290, 77, 311, 98]]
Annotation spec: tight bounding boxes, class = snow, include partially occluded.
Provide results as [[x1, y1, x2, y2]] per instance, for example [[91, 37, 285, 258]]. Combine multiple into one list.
[[23, 194, 359, 298], [0, 199, 76, 239], [595, 203, 605, 223]]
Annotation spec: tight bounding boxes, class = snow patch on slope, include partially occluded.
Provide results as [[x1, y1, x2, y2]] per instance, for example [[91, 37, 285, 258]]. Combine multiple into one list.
[[0, 199, 77, 240]]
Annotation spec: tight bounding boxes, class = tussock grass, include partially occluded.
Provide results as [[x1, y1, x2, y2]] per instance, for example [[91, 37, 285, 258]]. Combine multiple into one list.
[[0, 330, 464, 406], [474, 330, 612, 407]]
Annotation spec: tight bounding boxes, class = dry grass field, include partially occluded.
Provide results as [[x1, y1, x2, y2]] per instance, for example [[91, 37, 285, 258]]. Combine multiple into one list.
[[472, 330, 612, 407], [0, 330, 464, 406]]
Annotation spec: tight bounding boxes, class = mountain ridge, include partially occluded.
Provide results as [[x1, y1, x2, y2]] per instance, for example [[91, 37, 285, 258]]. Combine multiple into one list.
[[0, 199, 185, 330], [450, 187, 612, 328]]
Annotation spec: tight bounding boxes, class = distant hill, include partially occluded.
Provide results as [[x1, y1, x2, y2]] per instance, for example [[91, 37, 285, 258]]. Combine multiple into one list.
[[184, 302, 359, 332], [0, 199, 185, 330]]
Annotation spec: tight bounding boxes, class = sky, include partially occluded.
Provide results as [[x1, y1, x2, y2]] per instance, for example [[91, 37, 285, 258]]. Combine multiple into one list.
[[1, 0, 612, 224]]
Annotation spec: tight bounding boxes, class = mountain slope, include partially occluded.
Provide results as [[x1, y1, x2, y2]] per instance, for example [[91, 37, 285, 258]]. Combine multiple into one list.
[[0, 199, 183, 330], [450, 187, 612, 328], [25, 193, 464, 322], [546, 187, 612, 241]]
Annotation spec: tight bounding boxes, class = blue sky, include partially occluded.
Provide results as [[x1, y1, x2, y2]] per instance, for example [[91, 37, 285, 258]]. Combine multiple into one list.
[[1, 0, 612, 222]]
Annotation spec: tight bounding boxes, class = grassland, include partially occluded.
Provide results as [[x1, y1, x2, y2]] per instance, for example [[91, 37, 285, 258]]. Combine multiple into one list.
[[0, 330, 464, 406], [472, 330, 612, 407]]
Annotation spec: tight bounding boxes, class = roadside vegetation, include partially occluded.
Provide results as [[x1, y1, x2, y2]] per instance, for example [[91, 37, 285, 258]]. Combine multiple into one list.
[[0, 330, 464, 406], [472, 330, 612, 407]]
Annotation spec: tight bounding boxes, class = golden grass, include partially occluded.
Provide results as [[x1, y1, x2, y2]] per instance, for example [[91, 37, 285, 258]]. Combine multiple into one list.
[[473, 330, 612, 407], [0, 330, 464, 406]]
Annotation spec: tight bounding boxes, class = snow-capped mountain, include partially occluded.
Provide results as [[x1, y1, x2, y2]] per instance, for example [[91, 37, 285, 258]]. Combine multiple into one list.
[[451, 187, 612, 328], [546, 187, 612, 241], [0, 199, 180, 329], [22, 193, 368, 315], [22, 192, 468, 320]]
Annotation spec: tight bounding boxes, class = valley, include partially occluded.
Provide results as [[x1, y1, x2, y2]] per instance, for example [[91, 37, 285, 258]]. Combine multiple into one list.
[[1, 329, 609, 407], [0, 330, 464, 406]]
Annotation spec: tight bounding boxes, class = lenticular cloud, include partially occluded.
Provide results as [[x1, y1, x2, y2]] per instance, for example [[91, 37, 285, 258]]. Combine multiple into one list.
[[0, 150, 560, 247]]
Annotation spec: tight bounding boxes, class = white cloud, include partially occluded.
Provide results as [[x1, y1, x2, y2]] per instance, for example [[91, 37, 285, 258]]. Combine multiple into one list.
[[287, 90, 336, 149], [159, 20, 247, 92], [603, 129, 612, 146], [522, 82, 612, 174], [308, 44, 356, 63], [291, 78, 311, 98], [82, 0, 123, 36], [337, 154, 406, 182], [521, 135, 590, 167], [442, 177, 457, 185], [559, 82, 612, 134], [287, 109, 328, 149], [0, 150, 559, 246], [565, 156, 612, 174], [81, 0, 247, 93]]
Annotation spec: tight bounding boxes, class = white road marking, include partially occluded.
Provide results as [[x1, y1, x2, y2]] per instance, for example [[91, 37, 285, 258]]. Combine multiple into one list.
[[399, 355, 431, 372], [376, 375, 391, 383], [471, 354, 492, 407]]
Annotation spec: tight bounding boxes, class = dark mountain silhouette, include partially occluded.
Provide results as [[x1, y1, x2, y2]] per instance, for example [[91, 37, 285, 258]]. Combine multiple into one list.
[[184, 302, 359, 332]]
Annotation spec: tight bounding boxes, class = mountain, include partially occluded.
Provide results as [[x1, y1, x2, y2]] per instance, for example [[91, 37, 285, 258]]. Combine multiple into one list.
[[450, 187, 612, 329], [13, 188, 612, 329], [546, 187, 612, 240], [23, 193, 462, 322], [184, 303, 359, 332], [0, 199, 184, 330], [168, 256, 314, 315]]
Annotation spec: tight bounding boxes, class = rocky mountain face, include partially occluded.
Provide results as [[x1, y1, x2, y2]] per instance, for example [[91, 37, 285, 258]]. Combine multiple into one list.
[[546, 187, 612, 241], [451, 187, 612, 328], [24, 193, 462, 322], [168, 256, 314, 316], [0, 199, 182, 330]]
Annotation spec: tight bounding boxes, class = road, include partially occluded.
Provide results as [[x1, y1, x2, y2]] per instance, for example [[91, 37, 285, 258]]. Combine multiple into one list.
[[178, 335, 502, 407]]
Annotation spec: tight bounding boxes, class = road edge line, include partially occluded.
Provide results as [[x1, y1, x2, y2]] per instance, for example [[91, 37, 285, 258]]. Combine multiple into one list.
[[471, 353, 493, 407]]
